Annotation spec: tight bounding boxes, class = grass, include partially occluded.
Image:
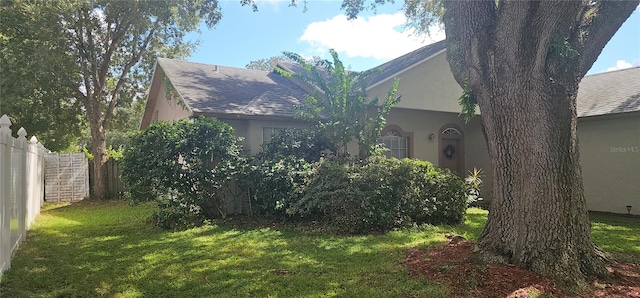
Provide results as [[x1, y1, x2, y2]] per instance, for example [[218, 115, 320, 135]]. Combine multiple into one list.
[[0, 202, 637, 298], [589, 212, 640, 260]]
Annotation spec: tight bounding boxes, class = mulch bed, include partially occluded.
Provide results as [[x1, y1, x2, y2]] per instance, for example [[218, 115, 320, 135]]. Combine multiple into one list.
[[402, 237, 640, 298]]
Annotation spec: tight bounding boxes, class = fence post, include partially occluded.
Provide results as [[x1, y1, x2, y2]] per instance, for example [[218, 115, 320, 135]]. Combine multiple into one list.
[[0, 115, 12, 274], [26, 136, 43, 229], [17, 128, 27, 248]]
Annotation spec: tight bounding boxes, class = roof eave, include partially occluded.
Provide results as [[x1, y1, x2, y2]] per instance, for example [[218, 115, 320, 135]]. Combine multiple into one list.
[[366, 48, 447, 91]]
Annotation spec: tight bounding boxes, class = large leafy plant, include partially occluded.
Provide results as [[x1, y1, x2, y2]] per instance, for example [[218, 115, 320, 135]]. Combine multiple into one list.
[[276, 50, 400, 158], [121, 117, 244, 228]]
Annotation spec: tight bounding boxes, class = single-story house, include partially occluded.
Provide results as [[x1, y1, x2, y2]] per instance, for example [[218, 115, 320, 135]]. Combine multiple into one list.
[[140, 41, 639, 215]]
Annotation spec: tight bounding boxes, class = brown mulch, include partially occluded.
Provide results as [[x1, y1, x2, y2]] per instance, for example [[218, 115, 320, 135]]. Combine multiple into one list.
[[402, 237, 640, 298]]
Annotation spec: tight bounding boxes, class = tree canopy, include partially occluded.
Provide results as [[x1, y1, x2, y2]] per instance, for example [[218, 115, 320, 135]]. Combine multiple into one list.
[[2, 0, 225, 198], [0, 1, 83, 151]]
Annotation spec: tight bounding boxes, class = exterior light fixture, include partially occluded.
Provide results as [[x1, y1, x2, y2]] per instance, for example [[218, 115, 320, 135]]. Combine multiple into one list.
[[627, 205, 632, 215], [428, 133, 435, 141]]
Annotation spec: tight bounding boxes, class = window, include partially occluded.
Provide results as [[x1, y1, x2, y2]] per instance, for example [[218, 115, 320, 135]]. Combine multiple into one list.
[[262, 127, 286, 144], [442, 127, 461, 135], [378, 129, 408, 159]]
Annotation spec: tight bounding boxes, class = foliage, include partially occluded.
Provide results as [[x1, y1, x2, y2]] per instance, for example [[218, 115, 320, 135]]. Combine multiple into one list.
[[73, 0, 225, 199], [258, 128, 336, 162], [277, 49, 401, 158], [289, 156, 468, 234], [1, 0, 224, 198], [239, 128, 335, 217], [0, 0, 84, 151], [458, 77, 477, 123], [241, 156, 312, 217], [246, 54, 323, 71], [121, 117, 244, 228], [401, 0, 444, 34], [245, 55, 294, 71], [463, 168, 483, 207]]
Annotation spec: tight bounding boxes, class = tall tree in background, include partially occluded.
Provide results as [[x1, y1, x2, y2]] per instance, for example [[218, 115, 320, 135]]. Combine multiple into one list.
[[246, 55, 294, 71], [0, 1, 83, 152], [3, 0, 224, 199], [340, 0, 638, 291], [246, 55, 322, 71], [67, 0, 223, 199]]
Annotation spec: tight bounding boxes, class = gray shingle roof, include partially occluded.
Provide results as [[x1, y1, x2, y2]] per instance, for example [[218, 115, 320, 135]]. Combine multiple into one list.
[[156, 51, 638, 119], [365, 40, 447, 87], [577, 66, 640, 117], [157, 58, 306, 118]]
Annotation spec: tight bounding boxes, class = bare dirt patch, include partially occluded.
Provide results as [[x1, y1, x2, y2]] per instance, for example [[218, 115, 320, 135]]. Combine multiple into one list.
[[402, 239, 640, 298]]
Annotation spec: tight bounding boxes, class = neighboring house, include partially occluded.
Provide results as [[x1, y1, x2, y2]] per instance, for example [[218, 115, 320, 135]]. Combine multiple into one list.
[[141, 42, 639, 215], [574, 66, 640, 215]]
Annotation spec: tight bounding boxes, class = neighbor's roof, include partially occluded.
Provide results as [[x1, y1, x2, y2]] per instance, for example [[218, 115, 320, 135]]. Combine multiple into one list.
[[365, 40, 447, 88], [156, 58, 306, 118], [577, 66, 640, 117]]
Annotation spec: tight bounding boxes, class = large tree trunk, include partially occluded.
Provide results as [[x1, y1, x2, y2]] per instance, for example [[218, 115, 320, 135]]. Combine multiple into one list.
[[441, 0, 638, 291], [472, 72, 606, 290], [89, 114, 108, 200]]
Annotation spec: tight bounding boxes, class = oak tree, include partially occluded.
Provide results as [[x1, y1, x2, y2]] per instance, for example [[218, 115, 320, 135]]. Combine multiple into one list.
[[1, 0, 226, 198], [340, 0, 638, 290], [0, 1, 83, 151]]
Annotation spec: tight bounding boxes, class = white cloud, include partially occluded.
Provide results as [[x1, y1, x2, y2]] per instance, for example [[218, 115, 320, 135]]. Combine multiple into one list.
[[606, 59, 640, 72], [299, 13, 445, 61]]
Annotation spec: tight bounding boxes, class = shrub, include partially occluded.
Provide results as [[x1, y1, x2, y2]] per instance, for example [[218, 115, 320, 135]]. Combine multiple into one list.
[[240, 156, 312, 217], [289, 156, 468, 234], [239, 128, 332, 217], [257, 128, 335, 162], [121, 117, 244, 228]]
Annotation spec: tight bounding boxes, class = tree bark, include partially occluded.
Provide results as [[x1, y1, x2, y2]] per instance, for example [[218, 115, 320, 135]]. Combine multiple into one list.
[[472, 72, 606, 290], [442, 0, 638, 291], [89, 103, 108, 200]]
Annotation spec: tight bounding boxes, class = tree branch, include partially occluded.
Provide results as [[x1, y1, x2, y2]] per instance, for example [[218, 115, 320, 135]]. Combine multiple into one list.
[[573, 0, 639, 78], [103, 20, 159, 130], [443, 0, 496, 86], [74, 14, 94, 115], [80, 7, 101, 101], [99, 16, 132, 90]]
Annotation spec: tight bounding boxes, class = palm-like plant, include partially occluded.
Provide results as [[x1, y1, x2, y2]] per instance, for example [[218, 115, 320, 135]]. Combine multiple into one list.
[[276, 49, 400, 158]]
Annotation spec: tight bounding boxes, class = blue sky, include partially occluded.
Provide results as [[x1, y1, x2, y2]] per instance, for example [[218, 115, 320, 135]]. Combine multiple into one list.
[[187, 1, 640, 75]]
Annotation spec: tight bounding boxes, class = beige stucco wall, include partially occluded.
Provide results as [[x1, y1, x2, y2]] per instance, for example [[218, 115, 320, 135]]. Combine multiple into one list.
[[368, 52, 465, 114], [578, 112, 640, 215], [240, 118, 310, 156], [141, 70, 193, 128], [366, 51, 491, 200], [384, 108, 491, 192]]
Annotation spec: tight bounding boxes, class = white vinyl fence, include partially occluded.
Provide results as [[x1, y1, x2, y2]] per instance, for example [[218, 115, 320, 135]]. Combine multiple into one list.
[[0, 114, 48, 278]]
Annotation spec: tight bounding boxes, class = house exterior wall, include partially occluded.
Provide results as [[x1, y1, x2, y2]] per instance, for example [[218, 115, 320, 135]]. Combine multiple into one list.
[[141, 69, 192, 129], [244, 119, 310, 156], [578, 112, 640, 215], [368, 52, 465, 114], [384, 108, 492, 196]]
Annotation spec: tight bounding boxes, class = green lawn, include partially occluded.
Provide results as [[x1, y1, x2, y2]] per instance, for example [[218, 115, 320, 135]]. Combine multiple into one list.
[[0, 201, 637, 297]]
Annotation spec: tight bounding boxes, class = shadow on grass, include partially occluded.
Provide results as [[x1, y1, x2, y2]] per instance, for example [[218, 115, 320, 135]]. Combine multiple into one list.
[[589, 212, 640, 259], [4, 202, 635, 298], [1, 201, 449, 298]]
